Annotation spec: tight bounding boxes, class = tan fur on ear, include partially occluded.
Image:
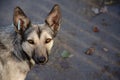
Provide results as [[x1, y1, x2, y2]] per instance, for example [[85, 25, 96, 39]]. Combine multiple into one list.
[[45, 4, 61, 32], [13, 6, 31, 34]]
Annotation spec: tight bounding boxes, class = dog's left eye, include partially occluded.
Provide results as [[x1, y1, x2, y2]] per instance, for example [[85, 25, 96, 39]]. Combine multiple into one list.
[[27, 40, 34, 44], [45, 38, 52, 44]]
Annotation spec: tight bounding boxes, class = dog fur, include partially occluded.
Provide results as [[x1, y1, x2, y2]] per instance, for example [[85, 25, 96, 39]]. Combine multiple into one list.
[[0, 4, 61, 80]]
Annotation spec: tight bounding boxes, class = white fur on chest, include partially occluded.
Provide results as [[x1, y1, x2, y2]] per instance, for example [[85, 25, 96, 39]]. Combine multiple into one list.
[[0, 55, 30, 80]]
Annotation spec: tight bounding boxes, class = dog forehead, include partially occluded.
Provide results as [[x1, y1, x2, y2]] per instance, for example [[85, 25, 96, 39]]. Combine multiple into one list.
[[24, 24, 54, 39], [37, 24, 54, 38]]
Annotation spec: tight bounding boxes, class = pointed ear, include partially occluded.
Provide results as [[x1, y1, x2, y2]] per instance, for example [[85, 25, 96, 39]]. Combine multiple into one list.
[[45, 4, 61, 36], [13, 6, 31, 34]]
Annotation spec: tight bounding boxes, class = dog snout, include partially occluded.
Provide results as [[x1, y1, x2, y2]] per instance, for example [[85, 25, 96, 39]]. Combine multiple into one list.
[[32, 46, 49, 64]]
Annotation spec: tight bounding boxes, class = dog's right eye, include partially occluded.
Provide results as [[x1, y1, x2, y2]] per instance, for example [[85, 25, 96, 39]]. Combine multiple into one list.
[[27, 40, 34, 44], [45, 38, 52, 44]]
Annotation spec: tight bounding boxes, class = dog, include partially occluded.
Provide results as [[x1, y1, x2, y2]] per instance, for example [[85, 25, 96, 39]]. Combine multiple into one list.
[[0, 4, 61, 80]]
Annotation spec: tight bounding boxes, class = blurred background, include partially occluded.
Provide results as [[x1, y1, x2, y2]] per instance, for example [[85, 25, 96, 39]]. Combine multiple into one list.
[[0, 0, 120, 80]]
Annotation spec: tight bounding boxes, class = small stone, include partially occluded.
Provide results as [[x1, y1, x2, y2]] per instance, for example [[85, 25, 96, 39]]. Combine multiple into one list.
[[80, 29, 84, 32], [91, 7, 99, 14], [100, 6, 108, 13], [103, 48, 108, 52]]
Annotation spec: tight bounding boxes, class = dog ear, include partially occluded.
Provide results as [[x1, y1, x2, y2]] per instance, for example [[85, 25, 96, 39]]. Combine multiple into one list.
[[13, 6, 31, 34], [45, 4, 61, 36]]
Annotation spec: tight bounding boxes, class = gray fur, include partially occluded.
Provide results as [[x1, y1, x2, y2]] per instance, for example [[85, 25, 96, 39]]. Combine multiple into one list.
[[0, 24, 55, 80], [0, 25, 30, 80], [0, 4, 61, 80]]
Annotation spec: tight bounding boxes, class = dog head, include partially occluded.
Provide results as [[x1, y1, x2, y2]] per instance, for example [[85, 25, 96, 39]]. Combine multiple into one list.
[[13, 4, 61, 65]]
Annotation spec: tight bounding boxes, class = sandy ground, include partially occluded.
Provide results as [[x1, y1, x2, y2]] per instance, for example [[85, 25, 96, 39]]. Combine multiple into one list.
[[0, 0, 120, 80]]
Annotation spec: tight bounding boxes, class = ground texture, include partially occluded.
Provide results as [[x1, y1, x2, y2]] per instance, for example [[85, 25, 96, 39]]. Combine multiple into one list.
[[0, 0, 120, 80]]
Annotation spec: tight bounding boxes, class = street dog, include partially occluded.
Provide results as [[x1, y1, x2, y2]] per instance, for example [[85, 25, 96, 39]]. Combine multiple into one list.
[[0, 4, 61, 80]]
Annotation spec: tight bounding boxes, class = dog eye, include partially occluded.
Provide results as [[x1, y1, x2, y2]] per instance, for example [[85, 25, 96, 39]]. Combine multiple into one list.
[[27, 40, 34, 44], [45, 38, 52, 44]]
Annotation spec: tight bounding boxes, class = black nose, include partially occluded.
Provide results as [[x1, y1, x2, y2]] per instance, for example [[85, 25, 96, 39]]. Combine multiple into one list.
[[37, 56, 46, 63], [33, 56, 47, 64]]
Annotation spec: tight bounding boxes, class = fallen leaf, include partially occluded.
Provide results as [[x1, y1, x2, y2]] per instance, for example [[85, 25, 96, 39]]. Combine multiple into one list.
[[85, 47, 95, 55], [104, 0, 114, 5], [93, 26, 99, 32], [61, 50, 71, 58]]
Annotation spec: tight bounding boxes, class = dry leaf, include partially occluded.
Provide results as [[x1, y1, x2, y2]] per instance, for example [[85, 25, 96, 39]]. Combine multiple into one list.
[[85, 47, 95, 55], [93, 26, 99, 32]]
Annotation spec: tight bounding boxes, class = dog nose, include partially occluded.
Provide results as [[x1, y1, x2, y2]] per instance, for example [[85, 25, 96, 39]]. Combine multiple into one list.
[[32, 54, 48, 64], [37, 56, 46, 63]]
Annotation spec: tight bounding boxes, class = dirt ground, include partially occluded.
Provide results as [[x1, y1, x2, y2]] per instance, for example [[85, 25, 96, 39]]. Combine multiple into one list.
[[0, 0, 120, 80]]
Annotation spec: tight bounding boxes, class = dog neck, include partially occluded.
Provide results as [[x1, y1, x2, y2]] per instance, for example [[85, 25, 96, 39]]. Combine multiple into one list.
[[12, 32, 34, 68]]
